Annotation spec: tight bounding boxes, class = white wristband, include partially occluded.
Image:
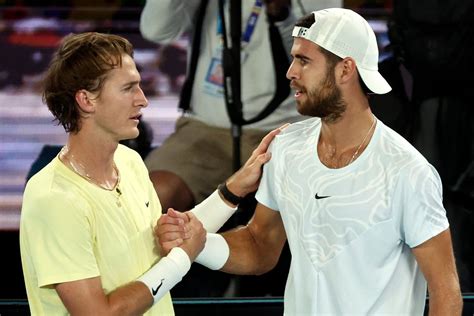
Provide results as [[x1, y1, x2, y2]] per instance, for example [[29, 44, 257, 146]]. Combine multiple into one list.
[[137, 247, 191, 304], [190, 190, 237, 233], [195, 233, 230, 270]]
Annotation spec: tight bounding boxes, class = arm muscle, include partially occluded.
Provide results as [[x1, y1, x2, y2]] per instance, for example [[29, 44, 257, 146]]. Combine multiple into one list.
[[221, 203, 287, 275]]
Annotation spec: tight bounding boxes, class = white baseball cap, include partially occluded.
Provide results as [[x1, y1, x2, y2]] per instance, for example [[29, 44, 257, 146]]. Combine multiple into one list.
[[292, 8, 392, 94]]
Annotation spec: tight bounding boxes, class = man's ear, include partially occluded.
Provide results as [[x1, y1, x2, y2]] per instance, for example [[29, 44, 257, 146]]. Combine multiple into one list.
[[75, 89, 96, 114], [338, 57, 357, 83]]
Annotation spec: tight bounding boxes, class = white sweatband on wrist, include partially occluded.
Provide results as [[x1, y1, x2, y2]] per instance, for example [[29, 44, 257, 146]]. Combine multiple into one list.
[[190, 190, 237, 233], [137, 247, 191, 304], [195, 233, 230, 270]]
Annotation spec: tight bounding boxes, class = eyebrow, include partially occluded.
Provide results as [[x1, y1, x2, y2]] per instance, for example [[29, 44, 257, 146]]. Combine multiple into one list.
[[292, 53, 311, 62], [122, 80, 140, 88]]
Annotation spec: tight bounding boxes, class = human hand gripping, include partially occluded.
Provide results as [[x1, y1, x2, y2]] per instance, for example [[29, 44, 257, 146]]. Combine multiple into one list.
[[155, 209, 206, 260], [157, 208, 231, 271], [140, 211, 204, 306], [179, 212, 206, 261], [225, 124, 289, 199]]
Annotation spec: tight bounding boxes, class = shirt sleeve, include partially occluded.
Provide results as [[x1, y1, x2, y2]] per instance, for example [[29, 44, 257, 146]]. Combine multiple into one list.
[[399, 162, 449, 248], [255, 139, 280, 211], [23, 189, 99, 288], [140, 0, 201, 44]]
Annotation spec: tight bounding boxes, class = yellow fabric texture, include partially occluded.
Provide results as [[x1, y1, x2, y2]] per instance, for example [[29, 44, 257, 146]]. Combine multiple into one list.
[[20, 145, 173, 315]]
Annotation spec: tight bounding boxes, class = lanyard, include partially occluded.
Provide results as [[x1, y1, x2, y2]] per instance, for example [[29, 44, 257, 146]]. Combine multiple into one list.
[[217, 0, 263, 47]]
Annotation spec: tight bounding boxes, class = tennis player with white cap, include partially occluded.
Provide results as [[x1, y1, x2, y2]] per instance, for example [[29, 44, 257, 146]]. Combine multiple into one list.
[[156, 8, 462, 315]]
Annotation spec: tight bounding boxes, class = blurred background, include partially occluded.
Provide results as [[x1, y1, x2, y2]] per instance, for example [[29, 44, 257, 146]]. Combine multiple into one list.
[[0, 0, 394, 230]]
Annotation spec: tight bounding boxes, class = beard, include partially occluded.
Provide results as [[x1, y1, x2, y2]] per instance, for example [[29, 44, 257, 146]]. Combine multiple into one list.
[[294, 68, 346, 123]]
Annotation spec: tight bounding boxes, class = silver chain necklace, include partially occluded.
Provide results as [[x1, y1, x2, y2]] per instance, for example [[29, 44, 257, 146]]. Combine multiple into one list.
[[347, 115, 377, 166], [59, 146, 123, 207]]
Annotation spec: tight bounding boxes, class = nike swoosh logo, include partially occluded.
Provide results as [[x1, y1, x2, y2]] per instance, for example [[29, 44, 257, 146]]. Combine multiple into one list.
[[152, 278, 165, 296], [145, 201, 149, 207], [315, 193, 331, 200]]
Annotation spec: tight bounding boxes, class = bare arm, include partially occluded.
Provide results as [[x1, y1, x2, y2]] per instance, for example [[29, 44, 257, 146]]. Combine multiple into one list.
[[412, 229, 463, 316], [155, 204, 286, 275], [56, 277, 152, 316], [221, 202, 287, 275]]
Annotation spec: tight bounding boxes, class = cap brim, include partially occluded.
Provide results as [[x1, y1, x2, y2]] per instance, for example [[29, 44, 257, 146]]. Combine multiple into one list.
[[358, 67, 392, 94]]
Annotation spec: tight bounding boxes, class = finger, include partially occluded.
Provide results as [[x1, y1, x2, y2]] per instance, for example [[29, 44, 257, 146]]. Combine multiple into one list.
[[158, 214, 185, 226], [154, 221, 187, 239], [167, 208, 189, 222], [158, 230, 187, 243], [155, 223, 186, 236], [186, 213, 204, 231], [156, 214, 168, 226], [186, 213, 204, 232], [155, 233, 189, 247], [186, 212, 196, 221], [181, 222, 193, 239], [278, 122, 290, 131], [253, 152, 272, 168], [245, 151, 272, 172], [161, 239, 184, 253], [253, 124, 288, 155], [184, 214, 199, 231]]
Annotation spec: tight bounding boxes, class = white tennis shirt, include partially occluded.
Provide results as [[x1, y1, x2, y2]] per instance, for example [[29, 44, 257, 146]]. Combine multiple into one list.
[[256, 117, 449, 315]]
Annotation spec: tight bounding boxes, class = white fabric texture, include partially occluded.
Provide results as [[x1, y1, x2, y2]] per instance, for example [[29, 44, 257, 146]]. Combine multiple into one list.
[[195, 233, 230, 270], [255, 117, 449, 315], [190, 190, 237, 233], [137, 247, 191, 304]]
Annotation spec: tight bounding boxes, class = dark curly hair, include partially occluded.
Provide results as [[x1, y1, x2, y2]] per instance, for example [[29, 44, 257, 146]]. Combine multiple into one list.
[[42, 32, 134, 133]]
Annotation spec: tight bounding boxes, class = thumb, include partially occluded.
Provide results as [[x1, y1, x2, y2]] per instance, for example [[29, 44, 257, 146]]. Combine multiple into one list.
[[167, 208, 179, 217], [168, 208, 190, 222], [256, 152, 272, 166]]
